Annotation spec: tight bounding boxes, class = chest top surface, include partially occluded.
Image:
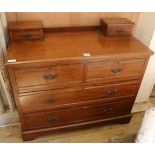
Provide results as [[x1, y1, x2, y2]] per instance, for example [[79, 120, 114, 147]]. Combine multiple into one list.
[[6, 30, 152, 67]]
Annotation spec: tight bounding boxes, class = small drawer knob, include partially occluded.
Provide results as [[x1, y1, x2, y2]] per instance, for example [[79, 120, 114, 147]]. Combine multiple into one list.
[[117, 29, 124, 33], [21, 33, 32, 38], [46, 98, 56, 104], [111, 68, 122, 73], [107, 89, 118, 96], [44, 74, 57, 80], [48, 116, 58, 121], [109, 107, 112, 111], [103, 107, 113, 113]]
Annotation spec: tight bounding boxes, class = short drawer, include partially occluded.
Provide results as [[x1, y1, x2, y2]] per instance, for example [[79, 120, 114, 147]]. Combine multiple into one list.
[[19, 82, 138, 113], [100, 18, 134, 37], [87, 59, 145, 83], [15, 64, 84, 89], [10, 29, 43, 41], [108, 25, 133, 36], [23, 100, 133, 129]]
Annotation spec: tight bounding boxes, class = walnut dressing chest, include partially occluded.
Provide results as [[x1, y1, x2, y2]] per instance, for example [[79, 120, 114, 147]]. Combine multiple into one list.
[[5, 30, 152, 141]]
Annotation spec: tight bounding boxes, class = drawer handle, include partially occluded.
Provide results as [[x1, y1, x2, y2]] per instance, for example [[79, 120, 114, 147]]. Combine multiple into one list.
[[111, 68, 122, 73], [44, 74, 57, 80], [117, 29, 124, 33], [21, 33, 32, 38], [46, 98, 56, 104], [48, 116, 58, 121], [107, 89, 118, 96]]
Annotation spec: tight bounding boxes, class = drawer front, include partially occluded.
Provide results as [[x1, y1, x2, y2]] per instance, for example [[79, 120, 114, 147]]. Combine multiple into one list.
[[11, 29, 42, 41], [23, 100, 133, 129], [108, 25, 133, 36], [15, 64, 84, 88], [20, 82, 138, 113], [87, 59, 145, 83]]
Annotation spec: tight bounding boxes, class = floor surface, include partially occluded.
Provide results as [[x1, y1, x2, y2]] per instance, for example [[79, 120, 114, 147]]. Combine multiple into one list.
[[0, 112, 144, 143], [1, 86, 155, 143]]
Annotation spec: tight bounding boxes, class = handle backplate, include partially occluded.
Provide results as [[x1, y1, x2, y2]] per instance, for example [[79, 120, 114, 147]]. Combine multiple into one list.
[[44, 74, 57, 80], [46, 98, 56, 104], [107, 89, 118, 96], [111, 68, 122, 73], [48, 116, 58, 121], [103, 107, 113, 113], [21, 33, 32, 38], [117, 29, 125, 33]]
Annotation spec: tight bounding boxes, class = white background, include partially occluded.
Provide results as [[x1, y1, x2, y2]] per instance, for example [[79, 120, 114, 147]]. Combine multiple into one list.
[[0, 0, 155, 12], [0, 0, 155, 154]]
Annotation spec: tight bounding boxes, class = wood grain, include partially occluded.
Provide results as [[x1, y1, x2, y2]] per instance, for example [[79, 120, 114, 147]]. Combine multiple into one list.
[[100, 18, 135, 37], [6, 13, 140, 28], [23, 100, 133, 130], [5, 27, 152, 141], [6, 31, 152, 68], [87, 58, 145, 83], [8, 21, 44, 42], [19, 82, 138, 113], [14, 64, 84, 88]]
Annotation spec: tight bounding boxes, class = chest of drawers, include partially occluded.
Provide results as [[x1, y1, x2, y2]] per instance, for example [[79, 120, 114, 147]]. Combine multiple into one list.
[[6, 30, 152, 141]]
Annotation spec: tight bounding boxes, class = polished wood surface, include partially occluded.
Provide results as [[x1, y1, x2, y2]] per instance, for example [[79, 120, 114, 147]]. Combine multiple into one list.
[[6, 31, 152, 68], [15, 64, 84, 88], [19, 82, 138, 113], [22, 114, 132, 141], [5, 28, 152, 141], [87, 58, 145, 83], [43, 26, 100, 33], [23, 100, 133, 130]]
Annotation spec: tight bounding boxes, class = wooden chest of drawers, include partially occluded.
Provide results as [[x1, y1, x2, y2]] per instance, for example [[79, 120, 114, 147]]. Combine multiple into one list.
[[5, 30, 152, 141]]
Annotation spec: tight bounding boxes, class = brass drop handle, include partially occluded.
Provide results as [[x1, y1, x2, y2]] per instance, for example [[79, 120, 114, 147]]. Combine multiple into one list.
[[48, 116, 58, 121], [21, 33, 32, 38], [44, 74, 57, 80], [117, 29, 124, 33], [111, 68, 122, 73], [107, 89, 118, 96], [46, 98, 56, 104]]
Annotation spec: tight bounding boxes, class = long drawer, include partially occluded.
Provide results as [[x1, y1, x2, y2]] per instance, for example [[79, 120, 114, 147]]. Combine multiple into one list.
[[19, 82, 138, 113], [87, 59, 145, 83], [23, 99, 133, 130], [15, 63, 84, 88]]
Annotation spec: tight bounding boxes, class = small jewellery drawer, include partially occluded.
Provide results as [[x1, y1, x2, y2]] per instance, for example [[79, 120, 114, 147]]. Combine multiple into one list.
[[87, 59, 145, 83], [108, 25, 133, 36], [11, 30, 43, 41], [15, 64, 84, 89], [23, 99, 133, 129], [19, 82, 138, 113], [100, 18, 134, 37], [8, 21, 44, 42]]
